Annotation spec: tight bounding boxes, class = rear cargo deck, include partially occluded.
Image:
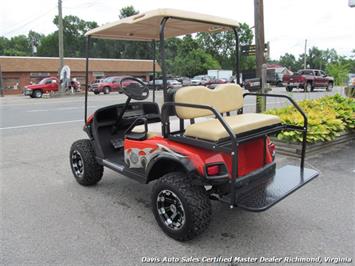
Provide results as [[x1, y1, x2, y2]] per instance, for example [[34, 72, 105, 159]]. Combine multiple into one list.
[[222, 165, 319, 211]]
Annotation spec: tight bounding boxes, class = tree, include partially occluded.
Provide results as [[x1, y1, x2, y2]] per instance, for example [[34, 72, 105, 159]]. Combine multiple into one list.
[[171, 48, 221, 77], [52, 15, 98, 57], [119, 5, 138, 19], [196, 22, 254, 70], [326, 60, 350, 85], [279, 53, 301, 71]]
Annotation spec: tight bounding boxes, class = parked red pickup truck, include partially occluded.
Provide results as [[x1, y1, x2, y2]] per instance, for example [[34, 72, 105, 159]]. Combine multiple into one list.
[[24, 77, 59, 98], [283, 69, 334, 92], [90, 76, 136, 94], [24, 77, 80, 98]]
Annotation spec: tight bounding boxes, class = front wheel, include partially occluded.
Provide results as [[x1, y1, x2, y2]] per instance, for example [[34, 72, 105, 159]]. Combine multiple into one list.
[[286, 86, 293, 92], [103, 87, 110, 94], [326, 82, 333, 91], [305, 82, 312, 92], [33, 90, 43, 98], [151, 172, 211, 241], [70, 139, 103, 186]]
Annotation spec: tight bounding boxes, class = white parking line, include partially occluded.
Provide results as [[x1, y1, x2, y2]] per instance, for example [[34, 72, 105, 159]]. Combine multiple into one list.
[[27, 109, 49, 112], [26, 105, 98, 113], [0, 120, 82, 130]]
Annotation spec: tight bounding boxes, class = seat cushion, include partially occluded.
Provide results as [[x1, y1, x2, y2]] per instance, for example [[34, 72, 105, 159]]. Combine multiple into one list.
[[174, 84, 243, 119], [184, 113, 281, 142], [131, 123, 161, 139]]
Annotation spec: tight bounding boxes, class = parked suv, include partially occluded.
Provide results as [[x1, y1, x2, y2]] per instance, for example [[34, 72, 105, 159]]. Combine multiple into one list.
[[283, 69, 334, 92], [90, 76, 134, 94]]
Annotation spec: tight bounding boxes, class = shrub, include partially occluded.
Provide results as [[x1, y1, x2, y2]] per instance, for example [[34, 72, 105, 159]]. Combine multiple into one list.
[[265, 94, 355, 143]]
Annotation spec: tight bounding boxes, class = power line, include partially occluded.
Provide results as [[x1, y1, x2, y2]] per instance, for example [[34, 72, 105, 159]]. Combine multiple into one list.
[[1, 6, 56, 37]]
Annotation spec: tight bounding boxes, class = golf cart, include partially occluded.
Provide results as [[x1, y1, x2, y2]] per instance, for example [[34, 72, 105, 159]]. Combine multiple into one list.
[[70, 9, 319, 241]]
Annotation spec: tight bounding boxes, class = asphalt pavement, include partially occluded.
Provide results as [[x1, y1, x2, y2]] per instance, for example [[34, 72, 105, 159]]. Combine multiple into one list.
[[1, 86, 354, 265], [0, 86, 344, 129]]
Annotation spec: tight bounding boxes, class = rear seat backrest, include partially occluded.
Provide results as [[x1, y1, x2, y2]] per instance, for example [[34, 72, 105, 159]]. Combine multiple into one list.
[[174, 84, 243, 119]]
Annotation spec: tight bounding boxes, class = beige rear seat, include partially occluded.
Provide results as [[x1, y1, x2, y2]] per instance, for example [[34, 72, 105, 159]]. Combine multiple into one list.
[[184, 113, 281, 141], [174, 84, 281, 142]]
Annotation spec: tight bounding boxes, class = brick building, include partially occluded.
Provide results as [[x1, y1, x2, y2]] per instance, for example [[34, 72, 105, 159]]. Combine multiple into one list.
[[0, 56, 160, 95]]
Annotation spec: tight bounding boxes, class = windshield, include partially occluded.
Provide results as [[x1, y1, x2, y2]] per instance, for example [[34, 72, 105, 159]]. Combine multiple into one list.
[[192, 75, 204, 80], [39, 78, 51, 84], [103, 77, 114, 83]]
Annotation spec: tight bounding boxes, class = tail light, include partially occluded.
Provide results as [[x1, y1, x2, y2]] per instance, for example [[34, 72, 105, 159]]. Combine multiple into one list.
[[207, 165, 220, 176], [268, 142, 276, 158], [85, 114, 94, 125]]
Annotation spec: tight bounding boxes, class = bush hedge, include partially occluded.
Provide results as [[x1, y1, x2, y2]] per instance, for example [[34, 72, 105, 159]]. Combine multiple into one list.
[[265, 94, 355, 143]]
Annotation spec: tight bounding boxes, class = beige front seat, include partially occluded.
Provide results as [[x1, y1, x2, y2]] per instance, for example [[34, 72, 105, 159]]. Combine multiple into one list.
[[174, 84, 281, 142]]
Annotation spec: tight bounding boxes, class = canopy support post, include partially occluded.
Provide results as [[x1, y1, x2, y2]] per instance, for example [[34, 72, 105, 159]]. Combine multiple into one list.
[[152, 40, 156, 103], [84, 36, 91, 124], [233, 28, 240, 85], [160, 17, 169, 103]]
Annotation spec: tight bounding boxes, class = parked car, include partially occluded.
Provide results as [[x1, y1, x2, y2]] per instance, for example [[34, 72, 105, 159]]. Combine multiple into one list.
[[24, 77, 59, 98], [90, 76, 134, 94], [149, 79, 182, 90], [283, 69, 334, 92], [191, 75, 212, 85], [207, 78, 229, 89], [176, 76, 191, 86], [148, 79, 163, 90], [347, 73, 355, 89], [167, 79, 182, 89]]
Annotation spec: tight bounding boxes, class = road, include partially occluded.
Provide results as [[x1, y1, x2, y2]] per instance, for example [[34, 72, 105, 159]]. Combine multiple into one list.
[[1, 86, 354, 265], [0, 86, 344, 129]]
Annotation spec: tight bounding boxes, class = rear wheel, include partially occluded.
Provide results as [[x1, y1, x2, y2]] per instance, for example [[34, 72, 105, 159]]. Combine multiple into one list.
[[326, 82, 333, 91], [94, 91, 100, 95], [305, 82, 312, 92], [33, 90, 43, 98], [286, 86, 293, 92], [103, 87, 110, 94], [70, 139, 103, 186], [151, 172, 211, 241]]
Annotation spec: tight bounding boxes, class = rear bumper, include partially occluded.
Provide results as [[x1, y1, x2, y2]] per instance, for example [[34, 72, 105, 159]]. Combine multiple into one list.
[[284, 82, 305, 88]]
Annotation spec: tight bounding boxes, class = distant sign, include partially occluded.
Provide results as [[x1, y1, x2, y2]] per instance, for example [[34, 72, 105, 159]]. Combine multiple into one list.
[[30, 72, 50, 78], [93, 72, 105, 77], [241, 42, 270, 58]]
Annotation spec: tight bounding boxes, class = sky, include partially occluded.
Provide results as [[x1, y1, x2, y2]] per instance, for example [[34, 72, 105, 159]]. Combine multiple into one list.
[[1, 0, 354, 60]]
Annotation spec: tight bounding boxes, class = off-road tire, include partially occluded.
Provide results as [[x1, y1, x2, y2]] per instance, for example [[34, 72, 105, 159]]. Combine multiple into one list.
[[286, 86, 293, 92], [151, 172, 211, 241], [305, 82, 312, 92], [33, 90, 43, 98], [70, 139, 103, 186], [103, 87, 110, 94], [326, 82, 333, 92]]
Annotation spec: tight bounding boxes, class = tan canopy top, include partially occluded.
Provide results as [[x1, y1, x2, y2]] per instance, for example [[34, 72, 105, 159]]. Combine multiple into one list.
[[85, 8, 239, 41]]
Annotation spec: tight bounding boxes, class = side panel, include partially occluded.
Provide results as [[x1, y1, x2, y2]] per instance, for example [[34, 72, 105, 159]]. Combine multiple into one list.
[[123, 136, 273, 180]]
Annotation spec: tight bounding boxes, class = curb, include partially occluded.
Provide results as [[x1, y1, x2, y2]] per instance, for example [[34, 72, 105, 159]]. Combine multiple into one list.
[[272, 131, 355, 157]]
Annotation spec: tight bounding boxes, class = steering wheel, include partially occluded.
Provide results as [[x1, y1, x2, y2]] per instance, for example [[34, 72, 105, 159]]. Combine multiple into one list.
[[120, 77, 149, 100]]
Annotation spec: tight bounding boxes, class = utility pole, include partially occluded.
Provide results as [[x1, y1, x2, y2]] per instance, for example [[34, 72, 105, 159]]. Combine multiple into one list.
[[58, 0, 64, 93], [303, 39, 307, 69], [254, 0, 266, 112]]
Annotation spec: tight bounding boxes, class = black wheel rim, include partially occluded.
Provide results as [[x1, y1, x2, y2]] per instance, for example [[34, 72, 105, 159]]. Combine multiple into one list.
[[71, 150, 84, 177], [156, 189, 185, 230]]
